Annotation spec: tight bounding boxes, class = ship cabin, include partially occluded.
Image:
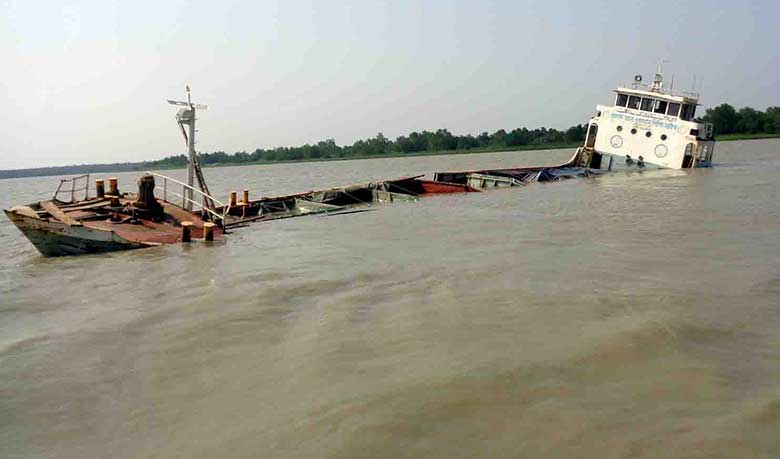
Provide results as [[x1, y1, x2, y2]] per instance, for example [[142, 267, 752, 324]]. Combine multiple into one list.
[[582, 74, 715, 170]]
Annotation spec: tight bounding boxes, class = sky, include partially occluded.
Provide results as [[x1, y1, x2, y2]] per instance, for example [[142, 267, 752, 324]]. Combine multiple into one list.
[[1, 0, 778, 169]]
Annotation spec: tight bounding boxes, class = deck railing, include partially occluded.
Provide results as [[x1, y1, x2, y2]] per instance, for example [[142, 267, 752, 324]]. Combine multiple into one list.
[[53, 174, 90, 203], [145, 171, 228, 223], [620, 82, 699, 100]]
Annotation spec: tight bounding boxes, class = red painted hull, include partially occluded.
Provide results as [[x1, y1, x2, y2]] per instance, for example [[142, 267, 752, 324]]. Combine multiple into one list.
[[417, 180, 479, 194]]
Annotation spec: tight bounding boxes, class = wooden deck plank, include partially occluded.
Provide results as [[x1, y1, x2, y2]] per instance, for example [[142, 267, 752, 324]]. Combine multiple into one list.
[[81, 199, 222, 244], [41, 201, 83, 226]]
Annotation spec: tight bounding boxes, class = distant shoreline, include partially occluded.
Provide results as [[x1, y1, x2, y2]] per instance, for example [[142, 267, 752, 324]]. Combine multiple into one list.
[[2, 134, 779, 180], [0, 142, 581, 180], [711, 132, 780, 141], [194, 142, 582, 169]]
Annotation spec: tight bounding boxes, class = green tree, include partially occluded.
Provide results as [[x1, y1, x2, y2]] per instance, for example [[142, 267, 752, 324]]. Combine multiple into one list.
[[702, 104, 739, 135], [764, 107, 780, 133], [736, 107, 766, 133], [489, 129, 507, 147], [506, 128, 530, 147], [475, 131, 490, 147], [456, 135, 479, 150], [429, 129, 457, 151], [407, 132, 428, 152], [565, 124, 587, 143]]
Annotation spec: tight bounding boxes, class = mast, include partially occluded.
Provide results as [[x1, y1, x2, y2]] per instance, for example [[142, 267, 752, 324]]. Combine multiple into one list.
[[652, 59, 669, 93], [186, 87, 196, 208], [167, 86, 208, 211]]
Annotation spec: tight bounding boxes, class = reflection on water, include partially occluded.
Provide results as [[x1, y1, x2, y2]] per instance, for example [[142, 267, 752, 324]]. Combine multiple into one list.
[[1, 140, 779, 458]]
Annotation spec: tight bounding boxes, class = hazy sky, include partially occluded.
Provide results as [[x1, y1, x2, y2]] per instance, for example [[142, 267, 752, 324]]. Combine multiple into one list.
[[1, 0, 778, 169]]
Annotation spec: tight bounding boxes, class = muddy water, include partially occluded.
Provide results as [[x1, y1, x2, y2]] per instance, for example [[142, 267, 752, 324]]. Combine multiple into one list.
[[1, 140, 779, 458]]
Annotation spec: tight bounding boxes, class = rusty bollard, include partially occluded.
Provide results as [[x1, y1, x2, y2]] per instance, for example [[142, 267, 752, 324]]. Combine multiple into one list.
[[229, 191, 237, 207], [134, 174, 163, 217], [203, 222, 216, 242], [95, 179, 105, 198], [181, 221, 193, 242], [108, 177, 119, 196], [242, 189, 249, 205]]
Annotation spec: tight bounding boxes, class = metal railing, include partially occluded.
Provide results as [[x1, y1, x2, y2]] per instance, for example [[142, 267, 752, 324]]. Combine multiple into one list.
[[53, 174, 90, 203], [145, 171, 228, 223], [703, 123, 714, 139], [620, 82, 699, 100]]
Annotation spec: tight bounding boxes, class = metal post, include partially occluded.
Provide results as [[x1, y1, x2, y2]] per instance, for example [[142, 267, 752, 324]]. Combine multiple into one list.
[[186, 104, 196, 211], [96, 179, 105, 198], [108, 177, 119, 196], [203, 222, 215, 241], [167, 87, 207, 212], [181, 221, 193, 242]]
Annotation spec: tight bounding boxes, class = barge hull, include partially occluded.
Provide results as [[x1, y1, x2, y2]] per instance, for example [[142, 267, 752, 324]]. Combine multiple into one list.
[[4, 209, 148, 257]]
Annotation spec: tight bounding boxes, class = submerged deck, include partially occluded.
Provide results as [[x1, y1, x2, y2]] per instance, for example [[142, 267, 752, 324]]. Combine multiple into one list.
[[11, 195, 221, 248], [82, 199, 220, 244], [6, 148, 591, 257]]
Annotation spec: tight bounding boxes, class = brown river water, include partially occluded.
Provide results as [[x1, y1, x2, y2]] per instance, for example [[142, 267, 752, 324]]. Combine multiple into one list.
[[1, 140, 779, 458]]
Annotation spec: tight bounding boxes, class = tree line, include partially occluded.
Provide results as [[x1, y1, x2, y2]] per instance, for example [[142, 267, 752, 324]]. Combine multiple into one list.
[[1, 103, 778, 179], [128, 104, 780, 170], [148, 125, 588, 169], [701, 104, 780, 135]]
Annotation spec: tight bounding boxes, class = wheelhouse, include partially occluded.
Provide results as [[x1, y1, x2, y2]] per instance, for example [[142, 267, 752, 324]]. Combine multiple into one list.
[[581, 67, 716, 170], [613, 89, 697, 121]]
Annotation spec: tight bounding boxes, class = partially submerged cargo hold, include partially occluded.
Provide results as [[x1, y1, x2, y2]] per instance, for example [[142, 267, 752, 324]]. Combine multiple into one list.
[[4, 149, 596, 257]]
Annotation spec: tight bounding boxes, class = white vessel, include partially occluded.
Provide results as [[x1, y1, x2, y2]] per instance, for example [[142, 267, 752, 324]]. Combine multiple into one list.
[[577, 66, 715, 170]]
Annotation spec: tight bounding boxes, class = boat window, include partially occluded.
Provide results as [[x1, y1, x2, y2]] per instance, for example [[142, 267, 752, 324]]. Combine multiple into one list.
[[640, 98, 655, 112], [654, 100, 668, 114], [680, 104, 694, 121], [627, 96, 641, 110], [615, 93, 628, 107], [667, 102, 681, 117], [690, 105, 697, 119]]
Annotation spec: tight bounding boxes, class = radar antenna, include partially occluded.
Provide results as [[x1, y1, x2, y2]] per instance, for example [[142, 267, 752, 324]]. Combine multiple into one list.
[[632, 74, 642, 89], [166, 86, 212, 212]]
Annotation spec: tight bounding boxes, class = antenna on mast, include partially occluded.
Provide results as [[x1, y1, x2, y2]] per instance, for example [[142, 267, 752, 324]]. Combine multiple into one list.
[[167, 86, 208, 211], [652, 59, 670, 92]]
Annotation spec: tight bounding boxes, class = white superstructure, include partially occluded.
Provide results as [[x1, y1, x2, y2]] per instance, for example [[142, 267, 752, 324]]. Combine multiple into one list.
[[581, 68, 715, 170]]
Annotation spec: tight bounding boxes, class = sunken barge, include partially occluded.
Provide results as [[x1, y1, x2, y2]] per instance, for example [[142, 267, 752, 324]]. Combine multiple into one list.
[[7, 78, 680, 257], [4, 160, 586, 257]]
